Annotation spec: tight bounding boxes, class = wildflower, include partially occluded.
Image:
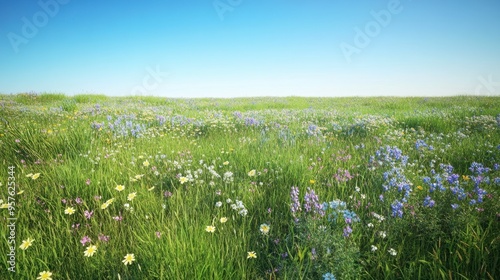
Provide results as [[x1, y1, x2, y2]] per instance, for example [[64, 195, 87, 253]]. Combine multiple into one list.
[[367, 223, 374, 228], [122, 253, 135, 265], [37, 271, 53, 280], [223, 161, 229, 165], [143, 160, 149, 167], [378, 231, 386, 238], [451, 203, 459, 210], [290, 186, 301, 217], [423, 196, 435, 207], [371, 245, 378, 252], [84, 210, 94, 219], [101, 202, 110, 209], [64, 207, 75, 215], [215, 201, 222, 207], [309, 179, 316, 184], [80, 236, 91, 246], [127, 192, 137, 201], [388, 248, 397, 256], [156, 231, 161, 238], [179, 177, 188, 184], [247, 251, 257, 259], [248, 169, 256, 177], [416, 185, 423, 191], [31, 173, 41, 180], [98, 234, 110, 242], [84, 245, 98, 257], [115, 184, 125, 192], [205, 225, 216, 233], [75, 197, 83, 204], [260, 223, 270, 235], [323, 272, 336, 280], [19, 238, 34, 250], [343, 226, 352, 237], [113, 215, 123, 221], [86, 178, 91, 185], [220, 217, 228, 223]]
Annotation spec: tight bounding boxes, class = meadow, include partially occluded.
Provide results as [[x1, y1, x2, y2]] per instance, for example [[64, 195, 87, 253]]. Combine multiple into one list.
[[1, 93, 499, 279]]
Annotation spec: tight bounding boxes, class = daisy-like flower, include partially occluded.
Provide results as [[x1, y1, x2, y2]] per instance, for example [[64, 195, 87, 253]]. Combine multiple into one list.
[[143, 160, 149, 167], [205, 225, 216, 233], [259, 223, 270, 235], [215, 201, 222, 207], [31, 173, 41, 180], [122, 253, 135, 265], [247, 251, 257, 259], [19, 238, 34, 250], [135, 174, 145, 180], [220, 217, 228, 223], [388, 248, 397, 256], [64, 207, 75, 215], [37, 271, 52, 280], [25, 173, 33, 178], [127, 192, 137, 201], [179, 177, 188, 184], [371, 245, 378, 252], [101, 202, 110, 210], [247, 170, 256, 177], [115, 185, 125, 192], [84, 245, 98, 257]]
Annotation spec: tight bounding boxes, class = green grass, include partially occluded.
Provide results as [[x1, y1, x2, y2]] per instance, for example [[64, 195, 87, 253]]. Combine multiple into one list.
[[0, 93, 499, 279]]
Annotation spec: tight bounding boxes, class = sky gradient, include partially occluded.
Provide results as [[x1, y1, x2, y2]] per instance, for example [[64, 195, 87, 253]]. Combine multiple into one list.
[[1, 0, 500, 97]]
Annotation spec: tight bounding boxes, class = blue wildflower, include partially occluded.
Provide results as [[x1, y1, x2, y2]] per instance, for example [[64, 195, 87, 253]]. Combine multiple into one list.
[[323, 272, 336, 280], [423, 196, 435, 207]]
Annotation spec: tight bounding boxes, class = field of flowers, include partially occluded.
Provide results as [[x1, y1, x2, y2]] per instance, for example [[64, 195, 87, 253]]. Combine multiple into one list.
[[1, 93, 500, 279]]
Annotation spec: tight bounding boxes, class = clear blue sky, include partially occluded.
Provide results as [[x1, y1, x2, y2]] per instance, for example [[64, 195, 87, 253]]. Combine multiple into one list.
[[1, 0, 500, 97]]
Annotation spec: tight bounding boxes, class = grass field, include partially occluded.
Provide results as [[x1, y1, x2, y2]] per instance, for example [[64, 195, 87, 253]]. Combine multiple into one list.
[[1, 93, 499, 279]]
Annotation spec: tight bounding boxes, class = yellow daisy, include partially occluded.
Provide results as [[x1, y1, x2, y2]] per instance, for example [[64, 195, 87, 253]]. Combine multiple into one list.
[[127, 192, 137, 201], [205, 225, 216, 233], [122, 253, 135, 265], [19, 238, 34, 250], [37, 271, 52, 280], [64, 207, 75, 215], [84, 245, 98, 257]]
